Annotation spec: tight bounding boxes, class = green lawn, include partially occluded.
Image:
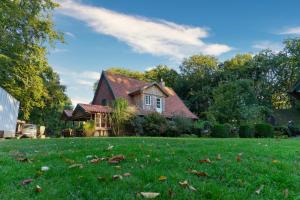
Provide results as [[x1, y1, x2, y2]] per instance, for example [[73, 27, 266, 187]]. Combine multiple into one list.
[[0, 137, 299, 200]]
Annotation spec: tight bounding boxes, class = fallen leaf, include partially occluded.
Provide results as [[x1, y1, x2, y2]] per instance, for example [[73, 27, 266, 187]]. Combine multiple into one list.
[[179, 180, 189, 187], [108, 155, 125, 164], [21, 179, 33, 185], [237, 153, 243, 162], [140, 192, 160, 199], [41, 166, 49, 171], [198, 158, 211, 163], [64, 158, 75, 164], [283, 189, 288, 198], [158, 176, 167, 181], [255, 185, 264, 195], [114, 166, 122, 170], [107, 144, 114, 151], [272, 160, 280, 163], [189, 169, 208, 177], [90, 158, 101, 164], [123, 173, 131, 177], [216, 154, 222, 160], [68, 163, 84, 169], [16, 157, 33, 163], [112, 175, 123, 180], [35, 185, 42, 193], [188, 185, 197, 192]]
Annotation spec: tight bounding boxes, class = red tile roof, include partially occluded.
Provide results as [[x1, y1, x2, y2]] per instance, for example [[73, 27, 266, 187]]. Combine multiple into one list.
[[78, 103, 112, 113], [104, 71, 198, 119]]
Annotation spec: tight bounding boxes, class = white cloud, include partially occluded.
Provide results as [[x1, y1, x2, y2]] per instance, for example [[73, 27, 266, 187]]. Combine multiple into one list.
[[252, 41, 283, 53], [278, 27, 300, 35], [56, 0, 231, 60], [65, 31, 76, 38], [50, 48, 68, 53]]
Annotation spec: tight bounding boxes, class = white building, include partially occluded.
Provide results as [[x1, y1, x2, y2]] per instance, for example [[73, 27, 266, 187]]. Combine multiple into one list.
[[0, 87, 20, 138]]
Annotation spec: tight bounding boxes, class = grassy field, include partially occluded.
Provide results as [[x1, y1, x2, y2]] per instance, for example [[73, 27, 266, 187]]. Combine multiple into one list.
[[0, 137, 299, 200]]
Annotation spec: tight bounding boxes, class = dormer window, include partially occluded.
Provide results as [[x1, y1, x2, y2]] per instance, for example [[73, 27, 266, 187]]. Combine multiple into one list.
[[145, 95, 152, 105]]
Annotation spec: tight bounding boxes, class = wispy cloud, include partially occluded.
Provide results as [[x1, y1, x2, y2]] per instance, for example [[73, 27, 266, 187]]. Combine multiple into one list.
[[56, 0, 231, 60], [50, 48, 69, 53], [278, 26, 300, 35], [252, 40, 283, 53], [65, 31, 76, 38]]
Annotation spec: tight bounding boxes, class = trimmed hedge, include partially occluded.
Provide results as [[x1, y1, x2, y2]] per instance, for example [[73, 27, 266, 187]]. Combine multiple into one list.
[[211, 124, 230, 138], [239, 125, 255, 138], [255, 123, 274, 138]]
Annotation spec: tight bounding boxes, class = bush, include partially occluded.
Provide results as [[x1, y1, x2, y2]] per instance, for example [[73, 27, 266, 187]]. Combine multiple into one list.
[[165, 121, 179, 137], [143, 113, 167, 136], [128, 116, 145, 136], [239, 125, 255, 138], [288, 121, 300, 136], [254, 123, 274, 138], [172, 116, 193, 135], [211, 124, 230, 138], [193, 120, 212, 137], [274, 126, 291, 137], [83, 120, 95, 137]]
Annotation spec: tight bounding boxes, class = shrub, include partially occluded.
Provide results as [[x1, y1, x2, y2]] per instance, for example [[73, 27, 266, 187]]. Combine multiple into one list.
[[274, 126, 291, 137], [239, 125, 255, 138], [288, 122, 300, 136], [172, 116, 193, 135], [143, 113, 167, 136], [193, 120, 212, 137], [128, 116, 145, 136], [165, 121, 179, 137], [255, 123, 274, 138], [83, 120, 95, 137], [211, 124, 230, 138]]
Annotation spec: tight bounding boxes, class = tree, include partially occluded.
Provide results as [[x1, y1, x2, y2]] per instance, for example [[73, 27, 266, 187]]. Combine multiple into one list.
[[145, 65, 179, 87], [110, 98, 135, 136], [107, 67, 146, 81], [0, 0, 64, 120], [208, 79, 268, 124]]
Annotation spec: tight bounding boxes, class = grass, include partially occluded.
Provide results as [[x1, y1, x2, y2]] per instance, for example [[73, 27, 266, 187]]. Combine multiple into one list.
[[0, 137, 300, 199]]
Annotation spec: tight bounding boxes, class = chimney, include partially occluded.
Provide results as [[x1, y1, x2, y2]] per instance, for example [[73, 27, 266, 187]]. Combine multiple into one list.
[[160, 78, 165, 87]]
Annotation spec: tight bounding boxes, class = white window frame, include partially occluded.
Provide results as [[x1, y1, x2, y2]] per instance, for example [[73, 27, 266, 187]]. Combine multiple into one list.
[[144, 95, 152, 105], [156, 98, 161, 109]]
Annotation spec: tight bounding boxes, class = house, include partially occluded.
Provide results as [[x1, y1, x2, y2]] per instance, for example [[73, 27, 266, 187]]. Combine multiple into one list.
[[63, 71, 198, 136], [289, 79, 300, 100], [0, 87, 20, 138]]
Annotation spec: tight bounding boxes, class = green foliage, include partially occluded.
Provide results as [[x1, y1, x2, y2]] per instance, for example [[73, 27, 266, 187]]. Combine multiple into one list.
[[211, 124, 231, 138], [239, 125, 255, 138], [142, 113, 167, 137], [107, 67, 146, 81], [254, 123, 274, 138], [145, 65, 179, 87], [172, 115, 193, 135], [110, 98, 135, 136], [129, 115, 145, 136], [274, 126, 291, 137], [83, 120, 95, 137]]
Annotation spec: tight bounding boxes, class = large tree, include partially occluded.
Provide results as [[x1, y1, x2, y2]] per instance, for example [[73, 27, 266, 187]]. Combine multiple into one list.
[[0, 0, 70, 134]]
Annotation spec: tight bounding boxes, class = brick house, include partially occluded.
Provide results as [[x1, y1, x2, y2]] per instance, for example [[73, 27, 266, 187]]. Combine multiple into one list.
[[63, 71, 198, 136]]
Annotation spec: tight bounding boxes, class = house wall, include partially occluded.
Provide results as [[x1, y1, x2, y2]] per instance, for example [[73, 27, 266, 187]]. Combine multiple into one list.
[[0, 87, 20, 138], [93, 78, 114, 106], [141, 86, 166, 112]]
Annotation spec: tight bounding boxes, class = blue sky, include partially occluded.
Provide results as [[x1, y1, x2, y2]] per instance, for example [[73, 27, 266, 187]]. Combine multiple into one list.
[[49, 0, 300, 105]]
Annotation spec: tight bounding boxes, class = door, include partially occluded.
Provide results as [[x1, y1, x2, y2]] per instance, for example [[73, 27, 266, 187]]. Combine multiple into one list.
[[156, 97, 162, 113]]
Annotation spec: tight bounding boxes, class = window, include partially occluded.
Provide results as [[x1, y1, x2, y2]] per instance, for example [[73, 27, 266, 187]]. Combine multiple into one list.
[[156, 98, 161, 108], [144, 95, 151, 105]]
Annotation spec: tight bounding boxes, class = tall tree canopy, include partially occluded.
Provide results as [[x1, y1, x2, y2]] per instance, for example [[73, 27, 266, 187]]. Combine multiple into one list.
[[0, 0, 71, 134]]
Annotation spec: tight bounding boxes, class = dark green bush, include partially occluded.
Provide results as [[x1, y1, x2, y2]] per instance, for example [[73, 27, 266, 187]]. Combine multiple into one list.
[[239, 125, 255, 138], [193, 120, 212, 137], [164, 121, 179, 137], [172, 116, 193, 135], [255, 123, 274, 138], [143, 113, 167, 136], [288, 122, 300, 136], [128, 116, 145, 136], [211, 124, 230, 138], [274, 126, 291, 137]]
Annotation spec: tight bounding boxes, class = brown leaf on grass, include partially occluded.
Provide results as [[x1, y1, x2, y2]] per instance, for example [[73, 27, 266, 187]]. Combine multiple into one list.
[[216, 154, 222, 160], [283, 189, 288, 198], [108, 155, 125, 164], [198, 158, 211, 163], [21, 179, 33, 185], [35, 185, 42, 193], [112, 175, 123, 180], [189, 169, 208, 177], [123, 173, 131, 177], [158, 176, 167, 181], [90, 158, 101, 164], [64, 158, 75, 164], [140, 192, 160, 199], [255, 185, 264, 195], [237, 153, 243, 162], [68, 163, 84, 169], [16, 157, 33, 163]]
